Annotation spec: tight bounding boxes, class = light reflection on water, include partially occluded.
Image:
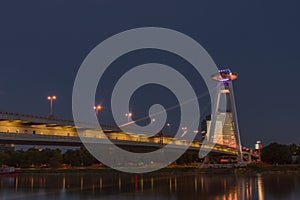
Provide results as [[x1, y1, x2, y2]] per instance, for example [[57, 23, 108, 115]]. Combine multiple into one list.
[[0, 172, 300, 200]]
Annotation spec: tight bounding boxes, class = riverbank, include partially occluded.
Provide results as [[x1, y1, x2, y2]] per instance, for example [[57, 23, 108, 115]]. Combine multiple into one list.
[[235, 164, 300, 174], [17, 164, 300, 175], [18, 165, 234, 175]]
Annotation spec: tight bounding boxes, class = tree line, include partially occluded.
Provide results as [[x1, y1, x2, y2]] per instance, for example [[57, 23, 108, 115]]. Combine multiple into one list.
[[0, 147, 199, 168], [261, 143, 300, 164], [0, 142, 299, 168], [0, 147, 99, 168]]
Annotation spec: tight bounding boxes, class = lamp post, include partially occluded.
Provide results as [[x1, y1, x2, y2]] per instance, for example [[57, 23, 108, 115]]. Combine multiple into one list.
[[93, 105, 102, 117], [181, 127, 187, 131], [125, 112, 132, 122], [181, 127, 188, 138], [166, 123, 171, 134], [151, 118, 156, 126], [47, 96, 56, 118]]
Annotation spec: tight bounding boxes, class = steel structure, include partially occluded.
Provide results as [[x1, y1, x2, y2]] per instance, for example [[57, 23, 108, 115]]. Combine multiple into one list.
[[208, 69, 243, 162]]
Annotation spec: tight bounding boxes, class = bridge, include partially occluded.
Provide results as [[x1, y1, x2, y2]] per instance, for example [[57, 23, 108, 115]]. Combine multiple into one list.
[[0, 111, 256, 163]]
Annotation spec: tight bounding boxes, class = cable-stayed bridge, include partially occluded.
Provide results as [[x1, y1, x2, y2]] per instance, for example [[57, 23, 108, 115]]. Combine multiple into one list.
[[0, 111, 255, 163]]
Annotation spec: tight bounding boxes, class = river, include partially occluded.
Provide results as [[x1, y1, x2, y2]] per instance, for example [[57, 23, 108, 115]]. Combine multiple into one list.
[[0, 171, 299, 199]]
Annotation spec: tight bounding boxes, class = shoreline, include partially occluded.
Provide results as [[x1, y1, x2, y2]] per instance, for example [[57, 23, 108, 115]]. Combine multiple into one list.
[[16, 164, 300, 175]]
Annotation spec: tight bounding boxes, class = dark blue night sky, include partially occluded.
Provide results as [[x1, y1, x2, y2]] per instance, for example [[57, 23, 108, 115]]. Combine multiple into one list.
[[0, 0, 299, 147]]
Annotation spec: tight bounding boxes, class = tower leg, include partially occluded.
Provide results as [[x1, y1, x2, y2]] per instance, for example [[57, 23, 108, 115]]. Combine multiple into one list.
[[228, 82, 243, 163], [207, 83, 222, 143]]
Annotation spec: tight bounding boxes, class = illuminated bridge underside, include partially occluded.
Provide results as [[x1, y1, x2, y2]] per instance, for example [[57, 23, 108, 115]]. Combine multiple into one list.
[[0, 112, 237, 156], [0, 132, 237, 156]]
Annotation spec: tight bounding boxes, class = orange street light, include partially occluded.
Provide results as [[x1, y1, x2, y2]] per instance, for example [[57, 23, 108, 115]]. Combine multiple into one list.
[[47, 96, 57, 118], [125, 112, 132, 122], [93, 105, 102, 116], [181, 127, 188, 138], [150, 118, 156, 128], [166, 123, 171, 134]]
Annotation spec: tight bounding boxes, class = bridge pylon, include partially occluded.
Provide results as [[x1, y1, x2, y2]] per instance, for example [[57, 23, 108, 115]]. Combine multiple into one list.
[[207, 69, 243, 163]]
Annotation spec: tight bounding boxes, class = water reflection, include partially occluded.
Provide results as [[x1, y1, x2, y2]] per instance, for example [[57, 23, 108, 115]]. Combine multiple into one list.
[[0, 172, 299, 199], [257, 174, 264, 200]]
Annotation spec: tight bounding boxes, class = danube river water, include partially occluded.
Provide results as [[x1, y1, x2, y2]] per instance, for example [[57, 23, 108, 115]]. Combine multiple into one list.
[[0, 171, 299, 200]]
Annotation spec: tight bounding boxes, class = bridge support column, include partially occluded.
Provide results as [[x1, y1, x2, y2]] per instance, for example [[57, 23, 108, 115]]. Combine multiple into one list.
[[208, 69, 243, 163]]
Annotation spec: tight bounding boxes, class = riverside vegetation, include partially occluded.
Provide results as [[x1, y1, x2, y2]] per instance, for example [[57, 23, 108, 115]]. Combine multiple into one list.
[[0, 143, 299, 169]]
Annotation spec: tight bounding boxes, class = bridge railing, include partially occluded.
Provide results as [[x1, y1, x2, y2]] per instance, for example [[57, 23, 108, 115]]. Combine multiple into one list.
[[0, 132, 81, 142]]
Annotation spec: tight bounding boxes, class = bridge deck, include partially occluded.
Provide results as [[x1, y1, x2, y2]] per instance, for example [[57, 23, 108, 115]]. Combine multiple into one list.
[[0, 111, 240, 156]]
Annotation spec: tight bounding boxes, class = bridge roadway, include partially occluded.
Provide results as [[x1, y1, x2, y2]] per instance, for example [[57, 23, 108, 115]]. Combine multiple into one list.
[[0, 111, 238, 156]]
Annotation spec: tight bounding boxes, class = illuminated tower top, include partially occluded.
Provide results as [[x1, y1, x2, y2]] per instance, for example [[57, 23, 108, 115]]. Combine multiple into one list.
[[211, 69, 238, 82]]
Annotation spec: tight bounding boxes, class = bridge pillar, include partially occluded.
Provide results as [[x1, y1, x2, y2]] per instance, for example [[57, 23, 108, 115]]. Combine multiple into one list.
[[207, 69, 243, 163]]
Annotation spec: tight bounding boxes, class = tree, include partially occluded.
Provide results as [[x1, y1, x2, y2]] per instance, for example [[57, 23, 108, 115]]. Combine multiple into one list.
[[0, 152, 9, 165], [48, 149, 62, 168], [6, 150, 23, 167], [40, 148, 62, 168], [289, 144, 300, 155], [62, 147, 97, 166], [79, 147, 96, 166], [25, 148, 42, 167], [63, 149, 81, 166], [261, 143, 292, 164]]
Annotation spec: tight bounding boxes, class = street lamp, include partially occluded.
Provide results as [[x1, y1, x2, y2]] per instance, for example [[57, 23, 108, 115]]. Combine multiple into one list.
[[93, 105, 102, 117], [150, 117, 156, 130], [181, 127, 188, 137], [166, 123, 171, 134], [151, 118, 156, 124], [125, 112, 132, 122], [47, 96, 57, 118]]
